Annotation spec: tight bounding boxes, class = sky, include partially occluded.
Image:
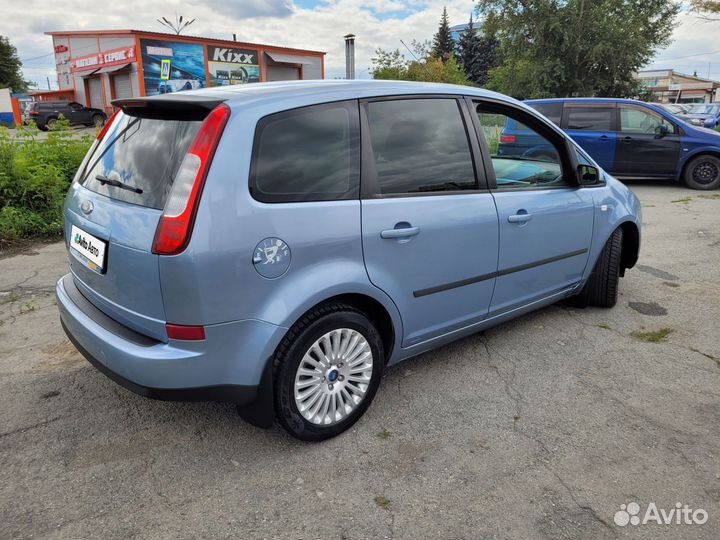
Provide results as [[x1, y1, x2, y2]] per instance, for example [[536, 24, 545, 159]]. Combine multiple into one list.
[[3, 0, 720, 90]]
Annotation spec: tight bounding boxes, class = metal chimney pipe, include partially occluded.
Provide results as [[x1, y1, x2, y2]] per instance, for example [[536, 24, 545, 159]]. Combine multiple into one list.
[[344, 34, 355, 80]]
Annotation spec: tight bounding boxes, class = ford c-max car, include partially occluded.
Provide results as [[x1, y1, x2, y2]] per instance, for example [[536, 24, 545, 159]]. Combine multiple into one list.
[[57, 81, 641, 441]]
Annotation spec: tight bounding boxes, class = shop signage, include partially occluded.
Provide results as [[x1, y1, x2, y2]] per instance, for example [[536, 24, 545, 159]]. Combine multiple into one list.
[[71, 47, 136, 72], [208, 46, 258, 65]]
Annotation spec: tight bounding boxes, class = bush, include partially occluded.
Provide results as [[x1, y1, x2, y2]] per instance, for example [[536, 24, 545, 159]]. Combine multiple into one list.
[[0, 120, 93, 245]]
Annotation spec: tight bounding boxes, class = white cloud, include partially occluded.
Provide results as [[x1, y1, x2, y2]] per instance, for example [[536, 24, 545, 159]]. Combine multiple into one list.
[[6, 1, 717, 89], [648, 11, 720, 79], [2, 0, 475, 86]]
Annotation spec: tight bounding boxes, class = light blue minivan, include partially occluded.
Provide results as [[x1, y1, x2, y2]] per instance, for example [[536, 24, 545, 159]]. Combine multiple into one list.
[[56, 81, 641, 440]]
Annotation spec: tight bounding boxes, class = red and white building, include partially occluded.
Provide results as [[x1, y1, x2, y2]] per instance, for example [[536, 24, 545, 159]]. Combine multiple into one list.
[[38, 29, 326, 114]]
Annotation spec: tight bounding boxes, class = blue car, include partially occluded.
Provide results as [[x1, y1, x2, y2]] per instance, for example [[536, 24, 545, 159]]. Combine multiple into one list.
[[57, 81, 641, 440], [677, 103, 720, 130], [499, 98, 720, 190]]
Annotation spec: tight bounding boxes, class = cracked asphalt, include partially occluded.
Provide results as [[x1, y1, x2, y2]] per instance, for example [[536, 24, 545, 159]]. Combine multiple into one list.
[[1, 181, 719, 540]]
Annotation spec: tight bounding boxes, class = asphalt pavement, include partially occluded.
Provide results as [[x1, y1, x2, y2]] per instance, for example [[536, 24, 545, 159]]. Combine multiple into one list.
[[0, 180, 718, 539]]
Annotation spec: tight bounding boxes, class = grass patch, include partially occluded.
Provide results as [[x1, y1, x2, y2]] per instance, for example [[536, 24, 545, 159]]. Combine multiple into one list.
[[374, 496, 391, 510], [0, 119, 93, 244], [377, 428, 392, 440], [699, 194, 720, 201], [0, 293, 19, 305], [643, 204, 655, 208], [631, 328, 674, 342], [595, 323, 612, 330], [670, 197, 693, 204], [19, 300, 35, 314]]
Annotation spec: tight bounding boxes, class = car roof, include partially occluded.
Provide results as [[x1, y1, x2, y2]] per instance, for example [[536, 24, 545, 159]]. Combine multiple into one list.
[[131, 79, 523, 114]]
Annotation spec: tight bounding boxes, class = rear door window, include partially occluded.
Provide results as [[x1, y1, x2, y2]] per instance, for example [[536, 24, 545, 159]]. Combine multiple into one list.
[[365, 98, 477, 195], [565, 107, 613, 131], [78, 113, 201, 209]]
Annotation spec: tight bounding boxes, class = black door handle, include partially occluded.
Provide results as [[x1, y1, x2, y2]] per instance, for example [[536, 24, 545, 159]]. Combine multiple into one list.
[[622, 136, 633, 143]]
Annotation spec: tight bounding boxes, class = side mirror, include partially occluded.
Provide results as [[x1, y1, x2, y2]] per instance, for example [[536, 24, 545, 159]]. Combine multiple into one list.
[[577, 164, 601, 186]]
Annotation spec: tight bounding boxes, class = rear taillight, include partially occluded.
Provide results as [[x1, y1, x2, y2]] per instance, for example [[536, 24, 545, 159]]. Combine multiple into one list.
[[29, 110, 39, 116], [96, 109, 121, 141], [166, 324, 206, 341], [152, 104, 231, 256], [500, 135, 517, 144]]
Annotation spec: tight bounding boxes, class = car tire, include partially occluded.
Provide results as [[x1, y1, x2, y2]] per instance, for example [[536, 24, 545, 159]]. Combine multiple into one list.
[[683, 155, 720, 190], [92, 114, 105, 127], [568, 228, 623, 309], [273, 303, 384, 442], [45, 118, 57, 130]]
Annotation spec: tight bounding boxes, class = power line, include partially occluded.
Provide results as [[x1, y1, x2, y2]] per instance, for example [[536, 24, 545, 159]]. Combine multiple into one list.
[[655, 48, 720, 62], [20, 52, 55, 62]]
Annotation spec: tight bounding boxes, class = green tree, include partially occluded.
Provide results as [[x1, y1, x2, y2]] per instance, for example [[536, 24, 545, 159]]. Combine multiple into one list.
[[371, 48, 470, 85], [477, 0, 680, 99], [456, 15, 499, 86], [0, 36, 30, 92], [432, 7, 455, 63]]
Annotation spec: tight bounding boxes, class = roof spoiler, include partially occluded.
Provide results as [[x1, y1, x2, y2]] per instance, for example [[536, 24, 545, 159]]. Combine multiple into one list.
[[112, 95, 226, 121]]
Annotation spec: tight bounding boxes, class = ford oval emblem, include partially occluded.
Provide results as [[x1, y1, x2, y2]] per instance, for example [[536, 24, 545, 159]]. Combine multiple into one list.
[[80, 200, 94, 215]]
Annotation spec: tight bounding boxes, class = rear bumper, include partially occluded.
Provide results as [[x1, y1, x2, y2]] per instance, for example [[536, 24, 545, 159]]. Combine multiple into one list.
[[56, 273, 286, 405]]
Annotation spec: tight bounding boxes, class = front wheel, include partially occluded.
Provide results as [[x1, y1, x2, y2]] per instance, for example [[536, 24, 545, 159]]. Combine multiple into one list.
[[684, 155, 720, 190], [568, 228, 623, 308], [274, 304, 384, 441]]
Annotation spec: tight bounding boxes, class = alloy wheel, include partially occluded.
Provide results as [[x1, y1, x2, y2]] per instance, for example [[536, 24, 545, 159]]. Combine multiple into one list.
[[293, 328, 374, 426]]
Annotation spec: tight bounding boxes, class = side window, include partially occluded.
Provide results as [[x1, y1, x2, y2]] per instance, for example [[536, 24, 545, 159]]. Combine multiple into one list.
[[250, 102, 359, 203], [531, 103, 562, 126], [566, 107, 613, 131], [365, 99, 476, 195], [620, 107, 676, 135], [476, 106, 569, 190]]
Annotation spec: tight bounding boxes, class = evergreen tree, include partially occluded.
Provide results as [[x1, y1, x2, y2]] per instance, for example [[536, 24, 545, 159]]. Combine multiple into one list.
[[456, 15, 499, 86], [0, 36, 29, 92], [474, 34, 499, 87], [432, 7, 455, 63]]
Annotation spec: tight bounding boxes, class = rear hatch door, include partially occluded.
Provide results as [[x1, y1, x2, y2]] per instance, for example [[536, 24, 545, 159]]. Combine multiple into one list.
[[65, 99, 217, 340]]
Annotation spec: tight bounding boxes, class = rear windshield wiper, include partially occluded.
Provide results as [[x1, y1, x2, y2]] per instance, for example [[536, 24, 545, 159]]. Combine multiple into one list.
[[95, 174, 143, 194]]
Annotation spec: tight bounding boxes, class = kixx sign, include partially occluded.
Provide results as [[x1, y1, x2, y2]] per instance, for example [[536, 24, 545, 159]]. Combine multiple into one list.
[[208, 46, 258, 65]]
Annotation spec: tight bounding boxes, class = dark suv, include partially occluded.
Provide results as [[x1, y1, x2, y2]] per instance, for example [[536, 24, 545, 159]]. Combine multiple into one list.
[[27, 101, 107, 131]]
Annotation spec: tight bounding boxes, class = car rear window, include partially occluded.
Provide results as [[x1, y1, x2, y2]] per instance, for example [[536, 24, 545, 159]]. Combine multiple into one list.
[[78, 113, 201, 209]]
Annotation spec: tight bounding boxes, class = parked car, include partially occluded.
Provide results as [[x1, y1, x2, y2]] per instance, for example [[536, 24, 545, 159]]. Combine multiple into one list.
[[655, 103, 690, 116], [26, 101, 107, 131], [676, 103, 720, 129], [56, 81, 641, 441], [499, 98, 720, 190]]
